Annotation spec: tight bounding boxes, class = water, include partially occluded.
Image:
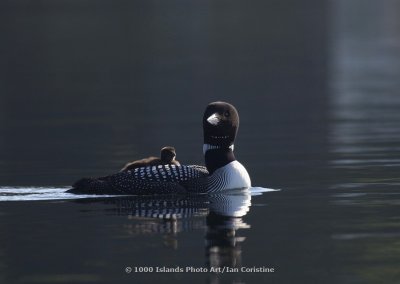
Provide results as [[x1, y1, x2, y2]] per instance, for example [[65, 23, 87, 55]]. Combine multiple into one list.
[[0, 186, 277, 202], [1, 0, 400, 283]]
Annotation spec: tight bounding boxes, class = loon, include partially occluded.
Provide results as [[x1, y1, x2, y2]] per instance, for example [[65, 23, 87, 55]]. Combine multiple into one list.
[[68, 101, 251, 195], [121, 146, 180, 172]]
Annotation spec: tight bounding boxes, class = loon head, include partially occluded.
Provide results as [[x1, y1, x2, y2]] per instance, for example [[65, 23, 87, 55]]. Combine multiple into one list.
[[160, 146, 176, 163], [203, 101, 239, 150]]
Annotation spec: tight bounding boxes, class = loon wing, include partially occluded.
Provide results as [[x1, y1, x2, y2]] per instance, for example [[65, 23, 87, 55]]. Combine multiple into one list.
[[69, 165, 209, 195]]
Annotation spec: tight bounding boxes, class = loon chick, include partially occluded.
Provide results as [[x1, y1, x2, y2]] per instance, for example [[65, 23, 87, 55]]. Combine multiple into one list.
[[68, 101, 251, 195], [121, 146, 180, 171]]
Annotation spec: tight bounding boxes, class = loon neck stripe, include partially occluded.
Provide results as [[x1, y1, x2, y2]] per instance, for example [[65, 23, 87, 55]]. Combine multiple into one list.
[[203, 144, 234, 155]]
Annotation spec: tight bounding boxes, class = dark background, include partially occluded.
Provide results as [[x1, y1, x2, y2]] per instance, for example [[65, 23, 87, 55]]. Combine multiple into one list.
[[1, 0, 328, 187], [2, 1, 400, 284]]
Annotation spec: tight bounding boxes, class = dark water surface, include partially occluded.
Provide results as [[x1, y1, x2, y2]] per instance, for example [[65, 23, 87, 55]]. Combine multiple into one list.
[[1, 0, 400, 283]]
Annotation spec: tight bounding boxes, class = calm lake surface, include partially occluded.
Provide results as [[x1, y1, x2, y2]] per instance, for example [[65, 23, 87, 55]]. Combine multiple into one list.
[[1, 1, 400, 283]]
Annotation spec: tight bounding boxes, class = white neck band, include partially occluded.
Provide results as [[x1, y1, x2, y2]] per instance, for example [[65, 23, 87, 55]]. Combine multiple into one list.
[[203, 144, 234, 155]]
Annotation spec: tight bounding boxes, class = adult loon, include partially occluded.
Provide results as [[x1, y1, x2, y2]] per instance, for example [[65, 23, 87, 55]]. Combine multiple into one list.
[[121, 146, 180, 172], [68, 102, 251, 195]]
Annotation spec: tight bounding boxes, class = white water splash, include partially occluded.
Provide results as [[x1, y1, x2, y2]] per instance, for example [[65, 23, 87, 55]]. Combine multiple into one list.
[[249, 187, 281, 196], [0, 186, 280, 202], [0, 187, 117, 201]]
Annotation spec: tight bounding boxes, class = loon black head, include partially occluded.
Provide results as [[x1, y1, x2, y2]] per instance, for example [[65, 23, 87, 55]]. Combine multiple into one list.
[[203, 101, 239, 149], [160, 146, 177, 163], [203, 102, 239, 173]]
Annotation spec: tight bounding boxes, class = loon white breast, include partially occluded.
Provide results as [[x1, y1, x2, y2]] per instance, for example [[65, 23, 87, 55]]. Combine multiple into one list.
[[209, 161, 251, 192], [69, 101, 251, 194]]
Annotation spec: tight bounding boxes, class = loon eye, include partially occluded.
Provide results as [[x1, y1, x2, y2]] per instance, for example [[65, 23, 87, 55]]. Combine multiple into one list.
[[224, 111, 230, 117]]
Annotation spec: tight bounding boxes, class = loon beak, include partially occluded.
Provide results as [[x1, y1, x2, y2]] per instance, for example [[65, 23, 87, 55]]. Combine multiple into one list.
[[207, 113, 221, 125]]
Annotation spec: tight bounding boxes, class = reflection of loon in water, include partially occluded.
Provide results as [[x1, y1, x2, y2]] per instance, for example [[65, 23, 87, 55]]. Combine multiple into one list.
[[75, 189, 263, 268], [69, 102, 251, 194], [108, 191, 252, 220]]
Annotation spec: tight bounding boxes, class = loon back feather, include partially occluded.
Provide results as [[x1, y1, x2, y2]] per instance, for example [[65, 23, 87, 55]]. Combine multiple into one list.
[[69, 165, 209, 195]]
